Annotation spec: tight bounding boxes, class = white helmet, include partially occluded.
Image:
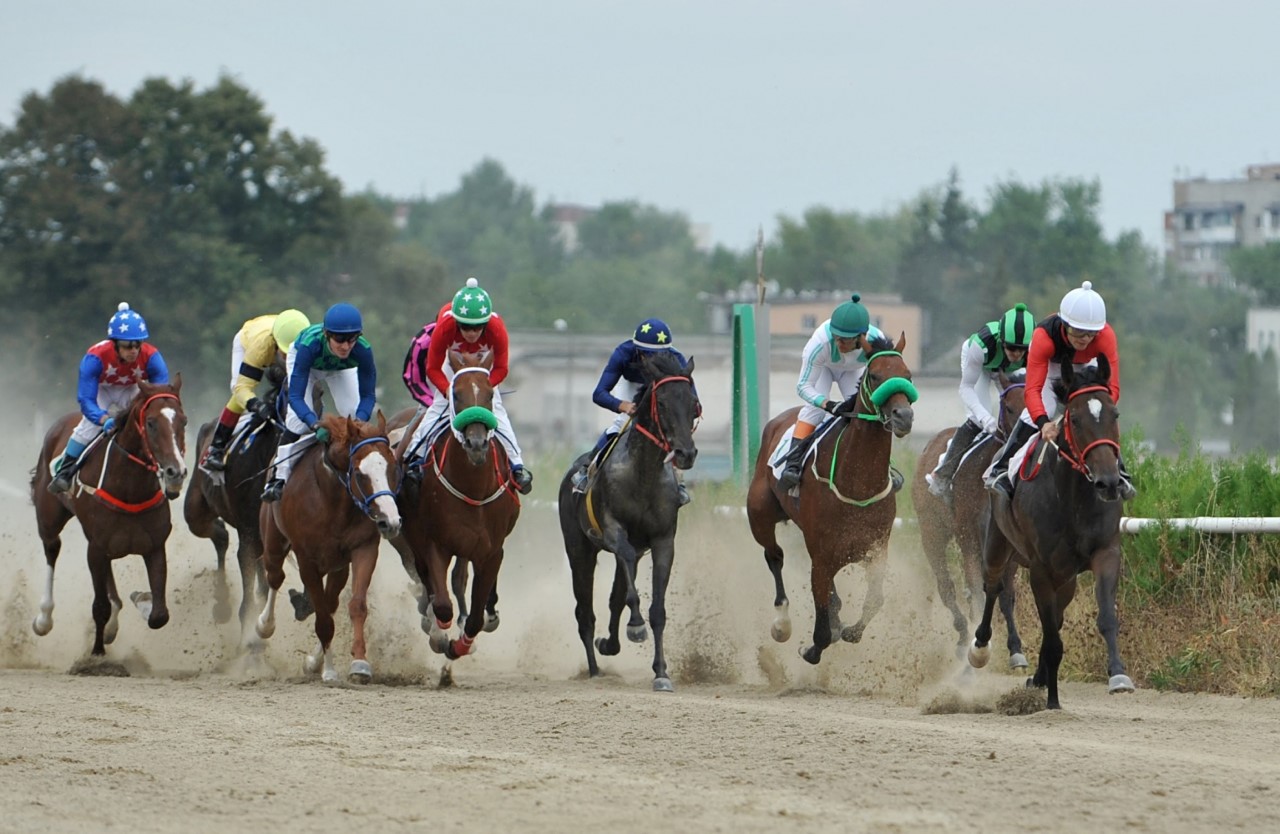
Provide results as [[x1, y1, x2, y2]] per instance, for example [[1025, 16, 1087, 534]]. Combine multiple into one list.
[[1059, 280, 1106, 331]]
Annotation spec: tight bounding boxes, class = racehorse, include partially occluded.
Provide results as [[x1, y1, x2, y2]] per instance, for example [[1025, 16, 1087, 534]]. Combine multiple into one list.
[[396, 350, 520, 676], [254, 412, 402, 683], [29, 378, 188, 656], [183, 362, 286, 634], [968, 356, 1133, 709], [746, 333, 916, 665], [558, 350, 698, 691], [913, 372, 1027, 666]]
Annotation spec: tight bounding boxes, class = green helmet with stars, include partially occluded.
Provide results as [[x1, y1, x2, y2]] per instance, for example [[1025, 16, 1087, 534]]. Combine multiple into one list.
[[451, 277, 493, 326]]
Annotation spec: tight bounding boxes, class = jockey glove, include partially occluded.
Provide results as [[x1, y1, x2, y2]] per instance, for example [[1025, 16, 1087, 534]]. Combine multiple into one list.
[[101, 417, 116, 434], [247, 397, 273, 421], [822, 400, 839, 415], [309, 423, 330, 444]]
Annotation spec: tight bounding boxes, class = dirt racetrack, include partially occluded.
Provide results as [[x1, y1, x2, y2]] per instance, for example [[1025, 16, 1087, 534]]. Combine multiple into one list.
[[2, 441, 1279, 833]]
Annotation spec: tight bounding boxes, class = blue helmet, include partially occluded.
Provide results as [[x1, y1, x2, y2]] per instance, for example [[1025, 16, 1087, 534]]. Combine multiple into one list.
[[632, 318, 674, 350], [107, 302, 149, 341], [323, 302, 363, 335]]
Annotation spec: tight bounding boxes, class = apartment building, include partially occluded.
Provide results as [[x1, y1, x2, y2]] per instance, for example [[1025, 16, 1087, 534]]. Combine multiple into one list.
[[1165, 163, 1280, 288]]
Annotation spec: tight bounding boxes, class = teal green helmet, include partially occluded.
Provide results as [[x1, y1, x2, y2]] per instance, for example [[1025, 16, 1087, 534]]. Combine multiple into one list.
[[830, 293, 870, 338], [999, 303, 1035, 349]]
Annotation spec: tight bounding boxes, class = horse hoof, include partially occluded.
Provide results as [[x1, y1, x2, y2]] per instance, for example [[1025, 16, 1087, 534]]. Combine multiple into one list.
[[288, 589, 313, 621], [1108, 674, 1135, 693], [32, 614, 52, 637], [349, 660, 372, 684], [428, 632, 450, 655], [321, 667, 339, 684], [303, 653, 323, 675], [595, 637, 620, 657], [130, 591, 153, 621], [483, 612, 500, 633], [840, 624, 865, 644], [968, 640, 990, 669], [626, 624, 648, 643], [799, 644, 822, 665], [1008, 653, 1029, 670], [653, 677, 674, 693], [770, 620, 791, 643]]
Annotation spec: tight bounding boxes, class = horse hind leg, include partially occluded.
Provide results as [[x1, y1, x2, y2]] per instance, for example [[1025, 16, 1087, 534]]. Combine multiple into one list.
[[841, 553, 888, 645], [346, 546, 377, 684], [305, 569, 344, 683], [647, 542, 675, 692], [749, 507, 791, 643], [800, 570, 836, 665], [998, 562, 1028, 670], [32, 500, 73, 637], [567, 541, 602, 676]]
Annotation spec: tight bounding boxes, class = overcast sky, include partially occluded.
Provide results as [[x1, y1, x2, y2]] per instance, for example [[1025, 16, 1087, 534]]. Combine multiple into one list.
[[4, 1, 1278, 251]]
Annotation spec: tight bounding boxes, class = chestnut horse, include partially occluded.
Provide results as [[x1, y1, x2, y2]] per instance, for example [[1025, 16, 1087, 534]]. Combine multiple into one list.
[[969, 357, 1133, 709], [558, 350, 698, 691], [183, 362, 286, 633], [397, 350, 520, 675], [254, 412, 402, 683], [747, 334, 916, 665], [29, 378, 188, 656], [913, 373, 1027, 665]]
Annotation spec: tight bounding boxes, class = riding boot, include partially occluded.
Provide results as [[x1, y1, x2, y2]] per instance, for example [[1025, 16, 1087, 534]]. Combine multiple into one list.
[[985, 421, 1036, 498], [47, 438, 88, 495], [262, 430, 299, 503], [202, 422, 235, 472], [570, 465, 589, 494], [572, 431, 613, 494], [928, 419, 983, 498], [778, 432, 815, 491]]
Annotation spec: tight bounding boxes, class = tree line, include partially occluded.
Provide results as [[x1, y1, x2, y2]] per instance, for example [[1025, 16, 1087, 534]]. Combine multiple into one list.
[[2, 74, 1274, 452]]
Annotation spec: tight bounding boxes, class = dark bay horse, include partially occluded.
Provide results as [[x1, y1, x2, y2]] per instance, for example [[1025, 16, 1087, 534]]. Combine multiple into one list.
[[558, 350, 698, 691], [913, 373, 1027, 666], [747, 334, 916, 665], [254, 412, 402, 683], [183, 362, 286, 634], [30, 378, 188, 656], [396, 350, 520, 676], [968, 357, 1133, 709]]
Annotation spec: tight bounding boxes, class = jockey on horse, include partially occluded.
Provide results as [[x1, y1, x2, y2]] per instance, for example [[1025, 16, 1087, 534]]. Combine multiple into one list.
[[984, 281, 1136, 500], [926, 302, 1036, 499], [777, 293, 887, 491], [261, 302, 378, 502], [49, 302, 172, 495], [570, 317, 698, 506], [404, 277, 533, 495], [200, 308, 310, 471]]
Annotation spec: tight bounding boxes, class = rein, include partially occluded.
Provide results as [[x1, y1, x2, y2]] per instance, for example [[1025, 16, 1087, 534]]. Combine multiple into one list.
[[426, 365, 519, 506], [854, 351, 919, 428], [81, 392, 182, 513], [808, 423, 898, 507], [996, 382, 1026, 440], [331, 435, 401, 516]]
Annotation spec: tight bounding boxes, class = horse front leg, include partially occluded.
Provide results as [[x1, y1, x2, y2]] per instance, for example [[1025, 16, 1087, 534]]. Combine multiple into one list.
[[305, 566, 347, 683], [86, 546, 114, 656], [236, 534, 266, 635], [451, 559, 470, 627], [1029, 570, 1071, 710], [449, 551, 503, 661], [648, 539, 676, 692], [997, 562, 1028, 670], [1092, 545, 1134, 693], [347, 546, 379, 683], [969, 523, 1014, 669], [842, 547, 888, 645], [800, 562, 835, 665], [610, 540, 647, 644], [598, 561, 629, 657], [424, 547, 456, 655], [134, 543, 170, 631]]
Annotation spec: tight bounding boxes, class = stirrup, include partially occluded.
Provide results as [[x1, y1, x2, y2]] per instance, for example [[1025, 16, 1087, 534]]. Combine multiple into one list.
[[778, 464, 802, 491], [677, 483, 691, 507], [570, 467, 588, 494], [261, 479, 284, 503], [202, 447, 227, 472], [48, 471, 74, 495], [926, 473, 949, 498], [986, 471, 1014, 498]]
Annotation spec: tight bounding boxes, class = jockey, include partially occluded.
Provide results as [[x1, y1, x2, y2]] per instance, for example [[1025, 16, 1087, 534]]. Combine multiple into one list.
[[261, 302, 376, 502], [927, 302, 1036, 498], [984, 281, 1134, 499], [777, 293, 886, 490], [570, 317, 696, 505], [404, 277, 532, 495], [201, 308, 311, 471], [48, 302, 171, 495]]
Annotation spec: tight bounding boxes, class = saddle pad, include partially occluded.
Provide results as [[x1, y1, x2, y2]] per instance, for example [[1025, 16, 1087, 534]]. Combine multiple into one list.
[[982, 431, 1038, 487], [766, 416, 839, 481]]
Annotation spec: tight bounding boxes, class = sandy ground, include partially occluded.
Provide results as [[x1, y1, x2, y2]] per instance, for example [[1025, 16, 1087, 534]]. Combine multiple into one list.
[[3, 434, 1279, 833]]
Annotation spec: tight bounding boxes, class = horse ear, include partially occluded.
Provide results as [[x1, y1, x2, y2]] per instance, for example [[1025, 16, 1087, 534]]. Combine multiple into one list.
[[480, 348, 495, 370], [997, 370, 1011, 389], [1095, 353, 1111, 383], [1060, 359, 1076, 387], [170, 372, 182, 393], [374, 410, 387, 433], [448, 349, 464, 370], [895, 331, 907, 353], [684, 355, 695, 376]]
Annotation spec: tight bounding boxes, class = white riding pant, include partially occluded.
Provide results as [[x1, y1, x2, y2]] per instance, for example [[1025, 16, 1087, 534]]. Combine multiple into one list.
[[797, 367, 864, 426], [70, 385, 138, 445]]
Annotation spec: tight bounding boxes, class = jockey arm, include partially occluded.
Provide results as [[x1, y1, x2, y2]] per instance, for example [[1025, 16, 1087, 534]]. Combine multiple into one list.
[[592, 343, 632, 413], [287, 339, 324, 428], [424, 313, 455, 395], [957, 340, 998, 433], [76, 353, 109, 425], [485, 315, 511, 387], [1091, 325, 1122, 404], [1023, 329, 1055, 429], [144, 350, 171, 385], [795, 328, 834, 408], [352, 342, 377, 421]]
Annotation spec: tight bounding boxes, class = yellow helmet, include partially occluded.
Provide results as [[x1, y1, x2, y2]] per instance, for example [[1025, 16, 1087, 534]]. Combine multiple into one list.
[[271, 309, 310, 352]]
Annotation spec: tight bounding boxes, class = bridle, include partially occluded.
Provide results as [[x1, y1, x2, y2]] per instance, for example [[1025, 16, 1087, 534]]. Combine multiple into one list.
[[331, 435, 400, 516], [853, 351, 919, 429], [996, 382, 1026, 440], [631, 374, 698, 456], [113, 392, 182, 473], [1054, 384, 1121, 481]]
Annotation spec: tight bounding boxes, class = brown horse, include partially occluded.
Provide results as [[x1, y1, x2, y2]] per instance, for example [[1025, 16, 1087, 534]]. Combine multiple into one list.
[[397, 350, 521, 675], [183, 362, 286, 634], [254, 412, 402, 683], [747, 334, 916, 665], [29, 378, 188, 656], [969, 357, 1133, 709], [913, 373, 1027, 665]]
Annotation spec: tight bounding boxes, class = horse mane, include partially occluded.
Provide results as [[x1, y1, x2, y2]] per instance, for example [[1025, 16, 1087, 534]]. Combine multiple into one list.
[[642, 349, 688, 380], [864, 332, 896, 354]]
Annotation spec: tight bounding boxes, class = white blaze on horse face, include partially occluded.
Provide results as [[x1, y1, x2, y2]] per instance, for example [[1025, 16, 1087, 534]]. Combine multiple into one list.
[[1087, 398, 1103, 422], [159, 406, 183, 457], [358, 451, 401, 524]]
